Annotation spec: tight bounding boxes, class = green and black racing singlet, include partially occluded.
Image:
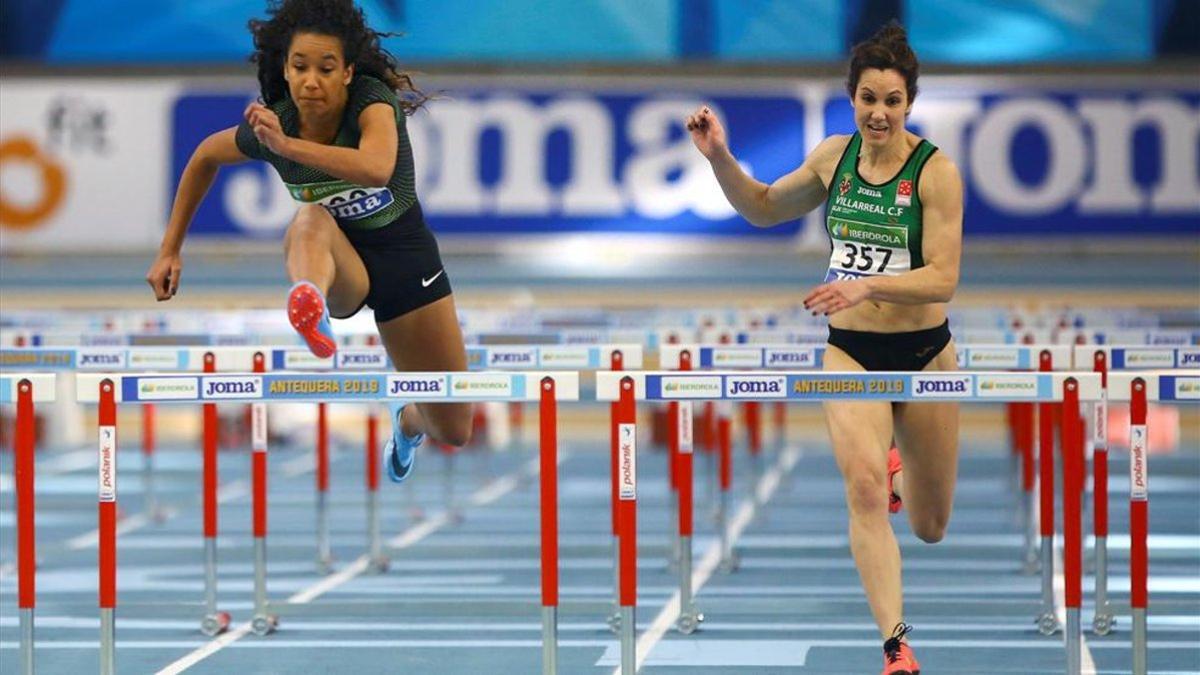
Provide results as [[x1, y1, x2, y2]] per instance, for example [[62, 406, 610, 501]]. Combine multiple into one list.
[[235, 75, 418, 231], [823, 132, 938, 283]]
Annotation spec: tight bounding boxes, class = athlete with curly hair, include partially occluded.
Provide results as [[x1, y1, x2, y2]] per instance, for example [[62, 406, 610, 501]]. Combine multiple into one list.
[[146, 0, 470, 482]]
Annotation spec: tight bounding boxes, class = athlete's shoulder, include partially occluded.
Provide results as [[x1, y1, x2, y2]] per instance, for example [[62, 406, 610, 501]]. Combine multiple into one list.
[[817, 134, 854, 157], [920, 151, 959, 183], [917, 151, 962, 204], [805, 134, 854, 172], [350, 75, 399, 105]]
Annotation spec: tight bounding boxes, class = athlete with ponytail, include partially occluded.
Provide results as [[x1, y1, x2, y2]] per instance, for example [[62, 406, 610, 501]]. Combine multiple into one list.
[[688, 21, 962, 674]]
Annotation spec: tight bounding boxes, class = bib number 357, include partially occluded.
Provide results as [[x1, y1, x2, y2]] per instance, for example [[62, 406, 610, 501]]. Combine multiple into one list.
[[840, 243, 892, 273]]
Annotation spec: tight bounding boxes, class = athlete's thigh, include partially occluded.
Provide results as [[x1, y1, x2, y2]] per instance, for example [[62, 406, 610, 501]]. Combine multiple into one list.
[[324, 226, 370, 318], [892, 340, 960, 518], [375, 294, 469, 424], [285, 205, 370, 317], [823, 344, 894, 485]]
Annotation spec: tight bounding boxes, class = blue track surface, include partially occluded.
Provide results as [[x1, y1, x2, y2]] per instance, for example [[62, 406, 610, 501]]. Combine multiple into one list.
[[1, 426, 1198, 673]]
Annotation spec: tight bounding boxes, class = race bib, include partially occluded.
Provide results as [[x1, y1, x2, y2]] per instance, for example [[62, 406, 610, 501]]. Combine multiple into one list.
[[824, 219, 910, 282]]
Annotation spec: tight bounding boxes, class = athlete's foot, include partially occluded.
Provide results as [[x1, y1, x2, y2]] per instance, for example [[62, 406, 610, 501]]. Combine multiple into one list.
[[887, 444, 903, 514], [882, 622, 920, 675], [385, 401, 424, 483], [287, 281, 337, 358]]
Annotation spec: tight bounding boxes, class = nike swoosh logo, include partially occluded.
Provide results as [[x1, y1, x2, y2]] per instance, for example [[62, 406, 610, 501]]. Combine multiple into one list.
[[421, 270, 444, 287], [915, 346, 935, 358]]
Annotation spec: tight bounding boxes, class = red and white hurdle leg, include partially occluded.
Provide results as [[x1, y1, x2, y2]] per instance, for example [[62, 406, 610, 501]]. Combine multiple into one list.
[[616, 377, 638, 673], [250, 353, 278, 635], [98, 379, 118, 673], [365, 404, 389, 572], [1090, 351, 1114, 634], [141, 403, 165, 522], [201, 353, 230, 636], [15, 380, 37, 675], [1062, 379, 1083, 675], [1129, 378, 1149, 675], [1035, 351, 1061, 635], [607, 350, 623, 633], [539, 377, 560, 674], [675, 399, 703, 634], [717, 400, 738, 573], [315, 402, 334, 573]]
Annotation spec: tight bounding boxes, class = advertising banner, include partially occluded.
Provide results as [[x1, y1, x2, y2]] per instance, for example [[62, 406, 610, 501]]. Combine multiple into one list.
[[0, 78, 179, 252]]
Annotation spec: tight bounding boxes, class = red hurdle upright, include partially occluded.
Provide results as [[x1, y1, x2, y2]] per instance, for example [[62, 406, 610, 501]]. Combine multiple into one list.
[[15, 379, 36, 675], [365, 400, 388, 571], [1035, 349, 1060, 635], [539, 377, 559, 674], [1090, 351, 1115, 634], [1129, 377, 1149, 675], [98, 379, 117, 674], [616, 376, 638, 674], [717, 398, 737, 572], [250, 352, 278, 635], [1061, 378, 1083, 674], [201, 352, 231, 636], [607, 349, 623, 632], [141, 402, 162, 520], [675, 350, 703, 634], [316, 401, 333, 572]]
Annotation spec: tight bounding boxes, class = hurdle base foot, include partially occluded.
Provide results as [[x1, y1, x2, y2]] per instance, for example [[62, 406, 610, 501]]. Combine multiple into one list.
[[1091, 612, 1115, 636], [718, 552, 740, 574], [1035, 612, 1060, 636], [316, 555, 335, 575], [201, 611, 231, 637], [368, 555, 391, 574], [251, 614, 278, 636], [606, 610, 621, 634], [675, 611, 704, 635]]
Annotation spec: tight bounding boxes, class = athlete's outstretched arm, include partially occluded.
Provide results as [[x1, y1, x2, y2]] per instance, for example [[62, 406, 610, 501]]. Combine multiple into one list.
[[246, 102, 397, 188], [146, 127, 248, 300], [687, 106, 845, 227], [804, 154, 963, 313]]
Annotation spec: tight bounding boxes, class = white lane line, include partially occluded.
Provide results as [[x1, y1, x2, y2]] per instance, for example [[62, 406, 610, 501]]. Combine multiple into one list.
[[60, 447, 316, 552], [64, 507, 181, 550], [1053, 541, 1097, 674], [620, 445, 801, 674], [154, 452, 558, 675], [10, 638, 1200, 652]]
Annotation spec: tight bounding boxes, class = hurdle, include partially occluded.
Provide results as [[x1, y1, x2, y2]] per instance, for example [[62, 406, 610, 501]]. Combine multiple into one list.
[[71, 369, 578, 674], [597, 368, 1102, 675], [1106, 369, 1199, 675], [1072, 346, 1199, 638], [1, 373, 56, 675]]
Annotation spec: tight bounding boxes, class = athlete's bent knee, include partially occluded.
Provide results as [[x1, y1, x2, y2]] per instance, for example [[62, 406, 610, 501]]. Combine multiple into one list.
[[428, 406, 473, 448], [844, 471, 889, 517], [284, 205, 336, 248], [911, 514, 948, 543]]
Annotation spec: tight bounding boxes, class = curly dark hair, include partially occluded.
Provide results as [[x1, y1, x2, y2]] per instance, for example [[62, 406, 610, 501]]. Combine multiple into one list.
[[846, 20, 919, 104], [248, 0, 427, 114]]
